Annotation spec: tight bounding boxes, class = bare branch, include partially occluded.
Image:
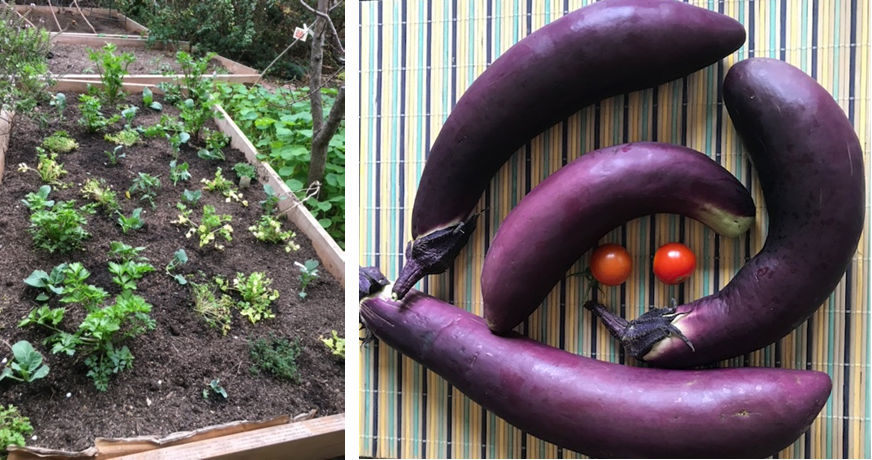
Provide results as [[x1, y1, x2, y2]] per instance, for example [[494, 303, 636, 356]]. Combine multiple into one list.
[[47, 2, 62, 33], [72, 0, 97, 34], [254, 37, 303, 86], [298, 0, 344, 55], [313, 85, 345, 148]]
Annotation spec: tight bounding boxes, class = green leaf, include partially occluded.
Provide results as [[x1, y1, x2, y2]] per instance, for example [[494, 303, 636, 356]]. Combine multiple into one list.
[[24, 270, 49, 288], [284, 178, 304, 191], [318, 218, 332, 228], [254, 117, 276, 129], [149, 102, 163, 111]]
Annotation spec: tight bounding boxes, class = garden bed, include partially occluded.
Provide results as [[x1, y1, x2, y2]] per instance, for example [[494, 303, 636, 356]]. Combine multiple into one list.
[[0, 91, 345, 453], [16, 6, 136, 35], [49, 44, 227, 76]]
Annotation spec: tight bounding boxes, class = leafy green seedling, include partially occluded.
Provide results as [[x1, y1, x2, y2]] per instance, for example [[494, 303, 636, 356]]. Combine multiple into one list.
[[27, 200, 96, 254], [181, 189, 202, 204], [169, 160, 191, 186], [259, 183, 287, 216], [129, 173, 161, 208], [88, 43, 134, 106], [117, 208, 145, 234], [168, 131, 191, 157], [201, 168, 243, 203], [0, 405, 33, 453], [165, 248, 188, 285], [19, 148, 68, 186], [41, 130, 78, 153], [215, 272, 278, 324], [108, 259, 155, 291], [232, 162, 256, 180], [203, 378, 228, 400], [248, 215, 298, 253], [295, 260, 320, 300], [249, 334, 301, 382], [0, 341, 50, 383], [51, 92, 67, 122], [21, 185, 54, 211], [24, 263, 67, 301], [108, 241, 148, 262], [191, 281, 232, 334], [121, 105, 138, 128], [81, 178, 121, 213], [78, 94, 120, 133], [142, 86, 162, 111], [321, 330, 345, 360], [104, 145, 125, 165]]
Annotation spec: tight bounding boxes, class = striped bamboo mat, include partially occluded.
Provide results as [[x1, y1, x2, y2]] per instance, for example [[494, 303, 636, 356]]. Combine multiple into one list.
[[358, 0, 870, 458]]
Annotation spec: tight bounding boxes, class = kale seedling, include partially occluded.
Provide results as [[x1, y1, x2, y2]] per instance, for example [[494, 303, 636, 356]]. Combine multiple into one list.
[[50, 92, 67, 122], [129, 173, 161, 209], [80, 178, 121, 213], [120, 105, 138, 129], [203, 378, 228, 400], [117, 208, 145, 234], [104, 145, 125, 165], [142, 86, 162, 111], [169, 160, 191, 186], [0, 341, 50, 383], [295, 260, 320, 300], [181, 189, 202, 204], [41, 130, 78, 153], [168, 131, 191, 158], [165, 248, 188, 285], [21, 185, 54, 211], [259, 183, 287, 216]]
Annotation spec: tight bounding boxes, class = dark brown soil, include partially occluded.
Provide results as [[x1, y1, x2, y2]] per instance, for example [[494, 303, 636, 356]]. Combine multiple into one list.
[[49, 44, 227, 76], [21, 8, 134, 35], [0, 93, 344, 451]]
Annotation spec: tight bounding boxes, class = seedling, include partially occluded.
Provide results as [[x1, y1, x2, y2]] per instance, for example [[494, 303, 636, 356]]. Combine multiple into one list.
[[259, 183, 287, 216], [50, 92, 67, 122], [248, 215, 299, 253], [321, 330, 345, 360], [0, 405, 33, 454], [78, 94, 120, 132], [197, 128, 228, 161], [104, 145, 125, 165], [41, 130, 78, 153], [180, 98, 212, 140], [108, 241, 148, 263], [201, 168, 244, 203], [142, 86, 162, 111], [129, 173, 161, 209], [168, 131, 191, 157], [81, 178, 121, 213], [203, 378, 228, 400], [121, 105, 138, 128], [0, 341, 50, 383], [19, 148, 68, 186], [215, 272, 279, 324], [108, 259, 155, 291], [59, 262, 109, 311], [27, 198, 96, 253], [248, 334, 301, 382], [21, 185, 54, 211], [105, 128, 140, 147], [165, 248, 188, 285], [24, 263, 67, 301], [191, 281, 232, 334], [181, 189, 202, 204], [117, 208, 145, 234], [173, 204, 233, 250], [88, 43, 135, 106], [232, 162, 256, 187], [295, 260, 320, 300], [169, 160, 191, 186]]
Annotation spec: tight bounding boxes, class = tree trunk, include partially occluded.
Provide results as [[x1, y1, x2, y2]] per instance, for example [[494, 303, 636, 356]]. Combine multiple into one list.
[[306, 0, 328, 195]]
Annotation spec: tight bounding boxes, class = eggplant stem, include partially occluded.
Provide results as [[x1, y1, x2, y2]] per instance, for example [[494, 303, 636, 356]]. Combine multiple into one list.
[[584, 301, 695, 359], [392, 214, 479, 300]]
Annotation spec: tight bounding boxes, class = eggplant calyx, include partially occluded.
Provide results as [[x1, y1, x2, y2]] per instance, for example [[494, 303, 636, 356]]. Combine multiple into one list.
[[583, 301, 695, 359], [360, 266, 390, 300], [392, 214, 479, 300]]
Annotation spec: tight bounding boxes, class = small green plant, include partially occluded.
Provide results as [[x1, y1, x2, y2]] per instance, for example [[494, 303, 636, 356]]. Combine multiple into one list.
[[23, 263, 67, 301], [249, 334, 301, 382], [88, 43, 135, 106], [0, 405, 33, 458], [120, 105, 138, 128], [80, 178, 121, 213], [215, 272, 279, 324], [108, 259, 155, 291], [168, 131, 191, 158], [41, 130, 78, 153], [78, 94, 120, 132], [58, 263, 110, 311], [21, 185, 54, 211], [129, 173, 161, 209], [259, 183, 287, 216], [232, 162, 257, 181], [165, 248, 188, 285], [197, 128, 228, 161], [117, 208, 145, 234], [108, 241, 147, 263], [50, 92, 67, 122], [19, 290, 156, 391], [295, 260, 320, 300], [180, 98, 213, 141], [203, 378, 228, 400], [181, 189, 202, 204], [18, 148, 68, 186], [141, 86, 162, 111], [202, 168, 243, 203], [27, 193, 96, 253], [249, 215, 299, 253], [321, 330, 345, 360], [104, 145, 125, 165], [169, 160, 191, 186], [0, 341, 50, 383], [191, 281, 232, 334], [173, 204, 233, 250], [105, 128, 140, 147]]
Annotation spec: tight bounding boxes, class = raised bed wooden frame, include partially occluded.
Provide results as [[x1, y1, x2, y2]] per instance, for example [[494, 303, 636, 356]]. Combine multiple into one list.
[[0, 81, 346, 459]]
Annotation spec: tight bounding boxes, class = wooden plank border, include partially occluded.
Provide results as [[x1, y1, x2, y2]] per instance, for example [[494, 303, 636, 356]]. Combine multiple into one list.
[[0, 110, 12, 186], [56, 74, 261, 85]]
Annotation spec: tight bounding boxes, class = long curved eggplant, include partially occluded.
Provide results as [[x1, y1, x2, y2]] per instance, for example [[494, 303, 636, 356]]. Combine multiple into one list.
[[481, 142, 755, 333], [392, 0, 747, 299], [360, 267, 831, 459], [587, 58, 865, 367]]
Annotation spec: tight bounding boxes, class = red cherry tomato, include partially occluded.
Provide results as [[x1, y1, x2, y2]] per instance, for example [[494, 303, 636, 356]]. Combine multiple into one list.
[[653, 242, 696, 285], [589, 243, 632, 286]]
